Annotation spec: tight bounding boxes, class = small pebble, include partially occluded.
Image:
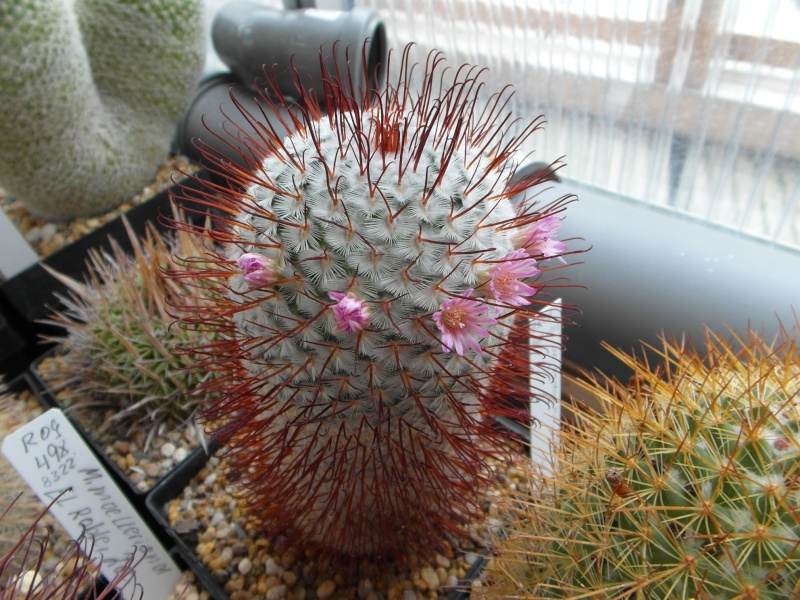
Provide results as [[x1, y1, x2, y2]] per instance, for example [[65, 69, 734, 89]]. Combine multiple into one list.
[[161, 442, 176, 458], [238, 557, 252, 576], [316, 579, 336, 599], [358, 578, 373, 599], [420, 567, 440, 592], [266, 584, 287, 600], [174, 447, 189, 462], [264, 557, 280, 577], [15, 570, 41, 593]]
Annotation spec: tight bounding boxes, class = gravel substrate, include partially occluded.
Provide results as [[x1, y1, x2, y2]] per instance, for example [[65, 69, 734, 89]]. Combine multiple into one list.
[[0, 154, 198, 259], [166, 450, 526, 600], [168, 570, 213, 600], [35, 353, 203, 493]]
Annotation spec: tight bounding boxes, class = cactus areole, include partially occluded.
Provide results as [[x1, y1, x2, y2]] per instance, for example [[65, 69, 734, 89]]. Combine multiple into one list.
[[171, 45, 574, 561]]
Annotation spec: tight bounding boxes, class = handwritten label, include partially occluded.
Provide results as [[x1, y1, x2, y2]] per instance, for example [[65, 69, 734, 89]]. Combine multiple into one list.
[[1, 409, 180, 600], [529, 299, 562, 471]]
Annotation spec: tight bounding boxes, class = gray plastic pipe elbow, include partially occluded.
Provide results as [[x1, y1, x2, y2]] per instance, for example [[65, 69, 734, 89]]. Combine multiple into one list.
[[212, 0, 386, 103], [177, 73, 295, 170]]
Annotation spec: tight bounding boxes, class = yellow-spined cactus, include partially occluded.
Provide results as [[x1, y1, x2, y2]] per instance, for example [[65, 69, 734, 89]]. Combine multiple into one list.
[[483, 327, 800, 599], [0, 0, 205, 220]]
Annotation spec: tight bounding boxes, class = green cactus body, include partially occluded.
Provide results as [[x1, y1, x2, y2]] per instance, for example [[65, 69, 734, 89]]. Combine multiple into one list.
[[43, 220, 218, 436], [170, 49, 573, 561], [0, 0, 205, 220], [484, 331, 800, 599]]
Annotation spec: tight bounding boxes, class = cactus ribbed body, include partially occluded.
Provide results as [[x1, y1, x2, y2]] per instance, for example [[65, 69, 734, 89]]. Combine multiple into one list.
[[44, 222, 217, 436], [172, 49, 572, 561], [0, 0, 205, 220], [484, 330, 800, 599]]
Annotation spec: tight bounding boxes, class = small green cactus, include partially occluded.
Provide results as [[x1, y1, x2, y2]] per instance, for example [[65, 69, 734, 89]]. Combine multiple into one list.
[[483, 327, 800, 599], [0, 0, 205, 220], [43, 219, 219, 439]]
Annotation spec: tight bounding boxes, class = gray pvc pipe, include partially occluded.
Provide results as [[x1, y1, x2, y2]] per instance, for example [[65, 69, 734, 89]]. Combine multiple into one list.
[[177, 73, 296, 170], [541, 179, 800, 380], [212, 0, 386, 104]]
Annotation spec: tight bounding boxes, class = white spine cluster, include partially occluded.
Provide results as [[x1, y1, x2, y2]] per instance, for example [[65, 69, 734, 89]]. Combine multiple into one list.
[[229, 112, 520, 429]]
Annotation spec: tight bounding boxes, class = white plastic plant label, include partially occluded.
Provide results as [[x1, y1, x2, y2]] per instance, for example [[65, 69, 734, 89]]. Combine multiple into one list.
[[1, 408, 180, 599], [0, 206, 37, 278], [528, 299, 562, 471]]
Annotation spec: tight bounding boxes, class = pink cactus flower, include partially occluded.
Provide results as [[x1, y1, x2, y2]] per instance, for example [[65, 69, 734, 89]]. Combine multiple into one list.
[[432, 289, 497, 356], [238, 252, 278, 288], [517, 215, 567, 259], [329, 292, 372, 334], [487, 249, 540, 307]]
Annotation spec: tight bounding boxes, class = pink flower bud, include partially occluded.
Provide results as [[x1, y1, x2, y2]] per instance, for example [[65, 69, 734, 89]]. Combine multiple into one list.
[[516, 215, 567, 259], [237, 252, 277, 288], [329, 292, 371, 334]]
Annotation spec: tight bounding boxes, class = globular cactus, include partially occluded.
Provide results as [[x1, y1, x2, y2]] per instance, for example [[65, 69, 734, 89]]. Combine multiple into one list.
[[43, 219, 219, 440], [170, 47, 574, 562], [0, 0, 205, 221], [483, 327, 800, 599]]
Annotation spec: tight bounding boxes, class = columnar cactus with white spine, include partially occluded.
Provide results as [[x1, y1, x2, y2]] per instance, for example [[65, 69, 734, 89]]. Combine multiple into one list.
[[0, 0, 205, 220], [172, 48, 575, 562]]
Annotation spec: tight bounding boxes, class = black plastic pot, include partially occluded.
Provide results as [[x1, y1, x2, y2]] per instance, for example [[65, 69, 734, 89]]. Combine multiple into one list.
[[147, 444, 497, 600], [3, 370, 41, 406], [146, 445, 225, 600], [0, 303, 26, 378], [2, 372, 183, 599]]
